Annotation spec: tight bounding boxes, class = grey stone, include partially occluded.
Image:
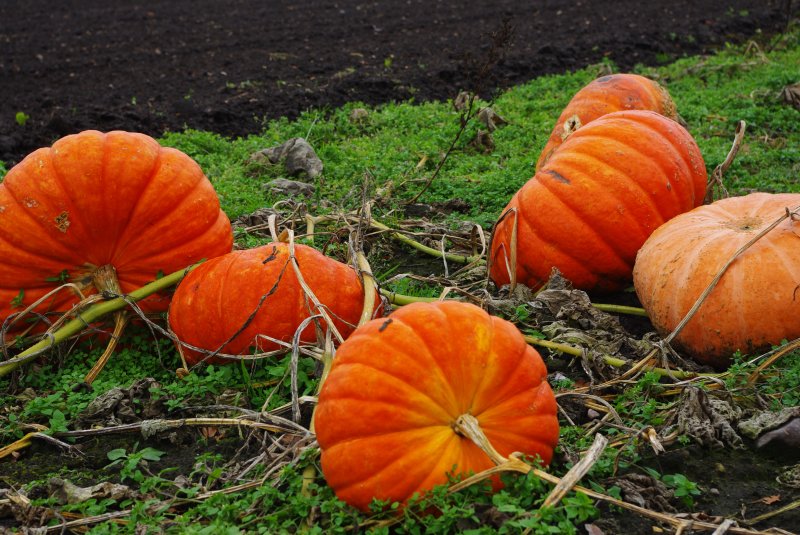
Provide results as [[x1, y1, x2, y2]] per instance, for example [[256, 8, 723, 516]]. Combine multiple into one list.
[[265, 178, 315, 197], [251, 137, 323, 180]]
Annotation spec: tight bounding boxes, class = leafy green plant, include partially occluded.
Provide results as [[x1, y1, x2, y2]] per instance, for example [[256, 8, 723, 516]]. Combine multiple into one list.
[[642, 468, 702, 509], [662, 473, 702, 509], [105, 442, 166, 483], [15, 111, 30, 126]]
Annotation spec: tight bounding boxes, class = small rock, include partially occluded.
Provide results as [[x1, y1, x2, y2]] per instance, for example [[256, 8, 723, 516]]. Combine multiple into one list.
[[477, 107, 508, 132], [348, 108, 369, 123], [265, 178, 315, 197], [250, 137, 323, 180], [756, 417, 800, 455], [235, 207, 281, 229]]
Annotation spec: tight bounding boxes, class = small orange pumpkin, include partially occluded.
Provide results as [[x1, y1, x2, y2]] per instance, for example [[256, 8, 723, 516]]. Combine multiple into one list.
[[633, 193, 800, 369], [490, 110, 707, 293], [314, 301, 559, 511], [0, 131, 233, 329], [536, 73, 678, 170], [168, 242, 377, 365]]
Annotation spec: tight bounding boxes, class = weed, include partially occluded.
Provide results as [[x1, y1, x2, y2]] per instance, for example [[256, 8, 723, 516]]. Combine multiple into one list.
[[15, 111, 30, 126], [105, 442, 166, 483]]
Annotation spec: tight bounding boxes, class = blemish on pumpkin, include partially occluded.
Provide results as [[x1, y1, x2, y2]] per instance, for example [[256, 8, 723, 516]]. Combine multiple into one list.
[[24, 197, 39, 208], [561, 114, 582, 140], [262, 246, 279, 264], [54, 211, 70, 233], [724, 216, 763, 233], [379, 318, 393, 332], [0, 205, 5, 213], [544, 169, 571, 185]]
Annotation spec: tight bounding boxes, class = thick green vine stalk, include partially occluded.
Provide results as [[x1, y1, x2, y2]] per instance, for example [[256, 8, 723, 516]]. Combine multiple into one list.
[[0, 264, 200, 378]]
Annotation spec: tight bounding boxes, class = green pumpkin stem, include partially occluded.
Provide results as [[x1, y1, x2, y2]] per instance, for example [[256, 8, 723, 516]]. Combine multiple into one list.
[[0, 263, 201, 378]]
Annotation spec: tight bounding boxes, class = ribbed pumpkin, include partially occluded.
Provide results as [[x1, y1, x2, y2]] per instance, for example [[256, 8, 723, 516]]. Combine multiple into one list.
[[490, 110, 707, 293], [633, 193, 800, 369], [536, 73, 678, 170], [0, 130, 233, 328], [314, 301, 559, 511], [168, 242, 377, 365]]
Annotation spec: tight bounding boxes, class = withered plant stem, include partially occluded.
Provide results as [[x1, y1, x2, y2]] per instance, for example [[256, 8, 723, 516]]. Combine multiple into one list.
[[591, 303, 648, 316], [307, 214, 483, 265], [523, 335, 721, 381]]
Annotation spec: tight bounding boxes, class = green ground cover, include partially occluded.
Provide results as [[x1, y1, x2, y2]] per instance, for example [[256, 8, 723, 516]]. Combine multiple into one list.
[[1, 27, 799, 534]]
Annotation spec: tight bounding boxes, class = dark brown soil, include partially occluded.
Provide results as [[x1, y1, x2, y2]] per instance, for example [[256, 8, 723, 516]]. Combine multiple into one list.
[[1, 0, 796, 166]]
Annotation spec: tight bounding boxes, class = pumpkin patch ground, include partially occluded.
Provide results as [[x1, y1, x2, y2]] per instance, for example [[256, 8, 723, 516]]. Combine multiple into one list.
[[0, 0, 794, 166], [2, 1, 800, 534]]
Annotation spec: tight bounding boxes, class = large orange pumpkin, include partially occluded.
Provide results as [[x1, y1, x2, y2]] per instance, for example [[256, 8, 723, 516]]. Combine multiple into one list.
[[633, 192, 800, 369], [314, 301, 559, 512], [536, 73, 678, 170], [0, 130, 233, 329], [490, 110, 707, 293], [168, 242, 378, 365]]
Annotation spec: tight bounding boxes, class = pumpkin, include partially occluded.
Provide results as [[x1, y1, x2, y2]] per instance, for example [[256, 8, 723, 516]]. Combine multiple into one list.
[[0, 130, 233, 330], [490, 110, 707, 293], [633, 192, 800, 369], [536, 73, 678, 170], [314, 301, 559, 511], [168, 242, 378, 365]]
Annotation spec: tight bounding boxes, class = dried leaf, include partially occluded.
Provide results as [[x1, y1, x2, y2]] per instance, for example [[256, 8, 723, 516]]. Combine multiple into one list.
[[673, 388, 743, 449], [780, 83, 800, 110], [74, 377, 169, 427], [476, 107, 508, 132], [606, 473, 677, 513], [585, 524, 606, 535], [265, 178, 315, 197], [49, 477, 137, 505], [777, 464, 800, 488], [453, 91, 474, 111], [469, 129, 494, 153]]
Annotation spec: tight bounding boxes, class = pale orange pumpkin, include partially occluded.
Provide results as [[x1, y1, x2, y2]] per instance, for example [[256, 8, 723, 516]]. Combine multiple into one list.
[[633, 192, 800, 369]]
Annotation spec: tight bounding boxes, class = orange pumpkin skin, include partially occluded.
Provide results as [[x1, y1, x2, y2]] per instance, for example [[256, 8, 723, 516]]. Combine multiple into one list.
[[0, 130, 233, 326], [490, 110, 707, 293], [633, 193, 800, 369], [314, 301, 559, 512], [536, 73, 677, 170], [168, 243, 377, 365]]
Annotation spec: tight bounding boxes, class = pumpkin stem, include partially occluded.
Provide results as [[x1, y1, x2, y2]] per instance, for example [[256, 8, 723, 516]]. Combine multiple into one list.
[[81, 311, 129, 387], [451, 413, 508, 466], [355, 251, 377, 327], [77, 264, 130, 387], [704, 120, 745, 204]]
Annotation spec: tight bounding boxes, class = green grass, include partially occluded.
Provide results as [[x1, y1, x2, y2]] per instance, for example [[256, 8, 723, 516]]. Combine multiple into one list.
[[2, 28, 800, 534], [148, 32, 800, 230]]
